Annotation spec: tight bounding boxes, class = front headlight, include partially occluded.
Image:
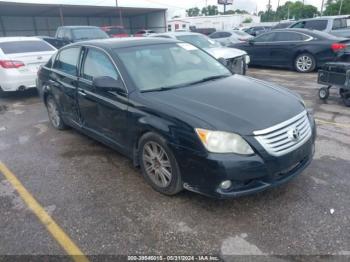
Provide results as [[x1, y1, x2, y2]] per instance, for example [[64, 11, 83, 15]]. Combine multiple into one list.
[[245, 55, 250, 64], [195, 128, 254, 155]]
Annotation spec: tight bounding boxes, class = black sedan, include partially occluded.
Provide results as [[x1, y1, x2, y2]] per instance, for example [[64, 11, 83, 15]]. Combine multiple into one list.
[[37, 38, 316, 198], [232, 28, 350, 73]]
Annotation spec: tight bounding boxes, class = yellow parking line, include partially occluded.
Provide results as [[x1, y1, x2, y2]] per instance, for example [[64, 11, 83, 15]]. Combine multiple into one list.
[[316, 119, 350, 128], [0, 162, 89, 262]]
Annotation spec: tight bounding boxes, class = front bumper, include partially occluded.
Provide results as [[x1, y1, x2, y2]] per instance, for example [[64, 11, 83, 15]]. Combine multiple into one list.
[[171, 117, 316, 199]]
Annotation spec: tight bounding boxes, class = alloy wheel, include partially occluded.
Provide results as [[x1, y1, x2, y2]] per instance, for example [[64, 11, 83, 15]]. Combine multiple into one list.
[[142, 141, 172, 188], [296, 55, 313, 72]]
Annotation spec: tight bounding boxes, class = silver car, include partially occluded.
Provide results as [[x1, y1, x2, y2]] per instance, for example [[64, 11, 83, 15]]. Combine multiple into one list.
[[289, 16, 350, 38], [209, 30, 254, 46], [151, 32, 250, 75]]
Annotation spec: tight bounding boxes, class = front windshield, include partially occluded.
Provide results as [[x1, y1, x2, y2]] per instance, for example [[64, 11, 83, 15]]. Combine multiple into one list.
[[115, 43, 231, 91], [176, 35, 221, 49], [72, 28, 109, 40], [232, 30, 250, 37]]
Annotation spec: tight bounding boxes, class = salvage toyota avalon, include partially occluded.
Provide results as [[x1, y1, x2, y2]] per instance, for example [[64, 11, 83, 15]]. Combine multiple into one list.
[[37, 38, 316, 198]]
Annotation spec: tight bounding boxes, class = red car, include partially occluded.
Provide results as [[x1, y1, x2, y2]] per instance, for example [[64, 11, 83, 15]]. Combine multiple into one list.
[[101, 26, 129, 38]]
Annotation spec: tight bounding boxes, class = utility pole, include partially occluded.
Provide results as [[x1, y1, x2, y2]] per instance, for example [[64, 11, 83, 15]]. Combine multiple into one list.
[[267, 0, 271, 21], [116, 0, 123, 26], [339, 0, 344, 15], [321, 0, 325, 16]]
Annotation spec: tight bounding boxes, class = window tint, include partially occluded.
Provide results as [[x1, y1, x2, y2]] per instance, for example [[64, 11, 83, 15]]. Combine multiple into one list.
[[291, 22, 305, 28], [254, 32, 275, 42], [53, 47, 81, 76], [209, 32, 221, 39], [72, 28, 109, 41], [332, 18, 350, 30], [274, 32, 307, 41], [304, 20, 328, 31], [221, 32, 232, 37], [0, 40, 55, 54], [82, 49, 119, 81]]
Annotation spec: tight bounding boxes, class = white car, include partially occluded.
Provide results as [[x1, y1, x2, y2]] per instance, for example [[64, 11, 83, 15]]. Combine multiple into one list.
[[0, 37, 56, 92], [151, 32, 250, 75]]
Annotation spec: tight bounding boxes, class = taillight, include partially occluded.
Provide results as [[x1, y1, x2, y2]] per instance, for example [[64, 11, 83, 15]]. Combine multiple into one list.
[[0, 60, 25, 69], [331, 43, 347, 52]]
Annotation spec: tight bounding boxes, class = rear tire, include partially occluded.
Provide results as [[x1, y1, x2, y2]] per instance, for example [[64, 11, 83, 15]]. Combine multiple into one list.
[[138, 132, 183, 196], [45, 95, 67, 130], [295, 53, 316, 73], [340, 89, 350, 107]]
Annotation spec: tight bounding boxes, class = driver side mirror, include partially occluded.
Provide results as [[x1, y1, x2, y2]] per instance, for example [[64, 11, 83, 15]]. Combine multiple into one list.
[[93, 76, 125, 93], [217, 57, 227, 66]]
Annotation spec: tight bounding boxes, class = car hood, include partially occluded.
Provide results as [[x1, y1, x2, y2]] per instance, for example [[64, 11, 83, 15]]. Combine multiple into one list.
[[143, 75, 305, 135], [204, 47, 247, 59]]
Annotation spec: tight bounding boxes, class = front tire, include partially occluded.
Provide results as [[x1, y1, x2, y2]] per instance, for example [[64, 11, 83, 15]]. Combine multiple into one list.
[[295, 53, 316, 73], [319, 87, 330, 100], [46, 95, 67, 130], [139, 133, 183, 196]]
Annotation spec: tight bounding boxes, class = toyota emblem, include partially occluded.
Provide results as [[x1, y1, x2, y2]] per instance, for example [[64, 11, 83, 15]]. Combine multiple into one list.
[[288, 127, 300, 141]]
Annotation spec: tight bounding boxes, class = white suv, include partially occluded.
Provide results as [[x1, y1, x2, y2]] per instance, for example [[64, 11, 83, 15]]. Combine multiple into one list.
[[0, 37, 56, 92]]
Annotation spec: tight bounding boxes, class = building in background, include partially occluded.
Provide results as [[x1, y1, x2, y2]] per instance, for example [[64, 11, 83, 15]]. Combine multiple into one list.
[[0, 1, 167, 37], [167, 14, 260, 32]]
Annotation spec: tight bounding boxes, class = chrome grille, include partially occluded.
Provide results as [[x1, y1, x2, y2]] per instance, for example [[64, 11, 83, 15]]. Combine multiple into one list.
[[253, 111, 312, 157]]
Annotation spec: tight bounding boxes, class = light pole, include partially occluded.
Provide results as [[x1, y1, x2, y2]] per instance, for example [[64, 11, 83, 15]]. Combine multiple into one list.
[[339, 0, 344, 15], [116, 0, 123, 26], [321, 0, 325, 16]]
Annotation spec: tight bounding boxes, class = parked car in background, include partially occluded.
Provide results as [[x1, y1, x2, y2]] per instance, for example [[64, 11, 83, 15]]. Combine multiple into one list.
[[37, 38, 316, 198], [209, 30, 253, 46], [55, 26, 109, 47], [244, 26, 272, 36], [272, 21, 295, 30], [289, 16, 350, 38], [0, 37, 56, 92], [36, 36, 65, 49], [151, 32, 250, 75], [190, 27, 216, 36], [134, 30, 156, 37], [101, 26, 129, 38], [231, 29, 350, 73]]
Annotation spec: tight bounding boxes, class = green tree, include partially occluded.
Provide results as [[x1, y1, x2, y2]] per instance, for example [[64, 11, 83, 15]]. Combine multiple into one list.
[[324, 0, 350, 15], [260, 1, 319, 22], [202, 5, 219, 16], [242, 17, 253, 23], [186, 7, 201, 17]]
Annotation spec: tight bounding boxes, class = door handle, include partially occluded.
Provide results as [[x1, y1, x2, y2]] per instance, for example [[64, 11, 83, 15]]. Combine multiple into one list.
[[78, 90, 87, 97]]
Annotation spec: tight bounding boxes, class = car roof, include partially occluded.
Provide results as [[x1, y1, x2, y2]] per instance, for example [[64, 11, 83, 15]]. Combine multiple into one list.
[[58, 26, 99, 29], [71, 37, 180, 49], [294, 15, 350, 22], [153, 32, 203, 37], [0, 36, 42, 43]]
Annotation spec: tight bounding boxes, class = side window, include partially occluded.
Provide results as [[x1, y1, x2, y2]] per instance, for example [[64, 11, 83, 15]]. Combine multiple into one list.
[[63, 29, 71, 40], [210, 32, 220, 39], [304, 20, 328, 31], [291, 22, 305, 28], [56, 29, 64, 39], [53, 47, 81, 76], [274, 32, 305, 41], [254, 32, 275, 42], [221, 32, 232, 37], [332, 18, 348, 30], [82, 49, 119, 81]]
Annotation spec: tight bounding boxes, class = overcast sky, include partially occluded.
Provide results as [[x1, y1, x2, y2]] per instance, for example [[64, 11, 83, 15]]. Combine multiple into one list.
[[2, 0, 324, 16]]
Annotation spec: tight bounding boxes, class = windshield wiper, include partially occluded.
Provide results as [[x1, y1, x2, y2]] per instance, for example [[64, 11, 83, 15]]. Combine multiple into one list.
[[140, 75, 230, 93]]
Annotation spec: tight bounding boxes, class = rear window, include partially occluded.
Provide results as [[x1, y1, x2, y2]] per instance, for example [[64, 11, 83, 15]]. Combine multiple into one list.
[[72, 28, 109, 41], [333, 18, 350, 30], [0, 40, 55, 54]]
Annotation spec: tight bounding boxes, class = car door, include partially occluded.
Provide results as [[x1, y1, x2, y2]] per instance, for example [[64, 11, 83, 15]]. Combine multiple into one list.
[[77, 47, 129, 149], [268, 32, 306, 67], [51, 46, 81, 125], [248, 32, 276, 65]]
